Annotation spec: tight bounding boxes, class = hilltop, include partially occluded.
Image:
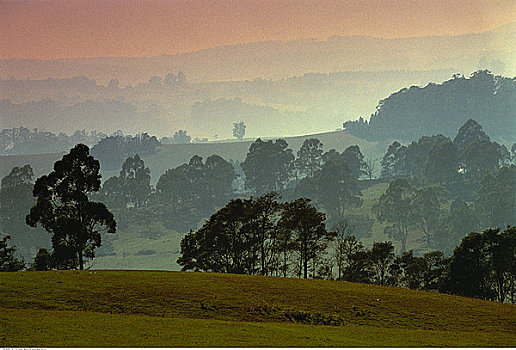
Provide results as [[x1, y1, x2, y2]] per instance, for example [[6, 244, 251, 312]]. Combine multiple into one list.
[[0, 130, 378, 184], [1, 27, 513, 84], [1, 270, 515, 347]]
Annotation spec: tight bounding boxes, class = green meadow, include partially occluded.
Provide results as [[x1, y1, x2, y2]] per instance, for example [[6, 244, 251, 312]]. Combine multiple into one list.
[[1, 270, 515, 347]]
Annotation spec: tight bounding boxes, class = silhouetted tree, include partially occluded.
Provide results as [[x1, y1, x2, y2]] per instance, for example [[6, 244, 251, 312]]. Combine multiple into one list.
[[157, 155, 236, 225], [233, 121, 246, 140], [381, 141, 406, 178], [242, 139, 294, 194], [443, 226, 516, 302], [373, 178, 416, 252], [390, 250, 447, 291], [475, 166, 516, 228], [404, 135, 449, 178], [172, 130, 191, 144], [0, 234, 25, 271], [119, 154, 151, 207], [248, 193, 283, 276], [177, 198, 257, 274], [203, 155, 237, 206], [369, 241, 395, 286], [460, 139, 510, 181], [32, 248, 51, 271], [364, 156, 377, 180], [307, 157, 362, 219], [295, 138, 324, 179], [412, 186, 446, 248], [453, 119, 490, 151], [341, 145, 366, 179], [99, 175, 125, 208], [279, 198, 333, 278], [26, 144, 116, 270], [436, 199, 479, 254], [332, 221, 370, 282], [424, 138, 458, 185]]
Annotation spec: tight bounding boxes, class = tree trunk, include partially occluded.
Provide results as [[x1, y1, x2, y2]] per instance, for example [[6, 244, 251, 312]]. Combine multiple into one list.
[[78, 249, 84, 270]]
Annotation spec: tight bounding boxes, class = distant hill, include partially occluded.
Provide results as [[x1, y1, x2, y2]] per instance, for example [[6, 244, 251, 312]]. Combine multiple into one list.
[[0, 130, 377, 184], [2, 270, 515, 347], [344, 71, 516, 143], [1, 27, 514, 84], [0, 152, 65, 183], [0, 70, 459, 138]]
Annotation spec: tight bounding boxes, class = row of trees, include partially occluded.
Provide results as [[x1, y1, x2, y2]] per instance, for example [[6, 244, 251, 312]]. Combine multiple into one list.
[[95, 136, 370, 232], [0, 127, 107, 155], [91, 132, 160, 170], [380, 119, 511, 184], [178, 193, 334, 278], [176, 193, 516, 303], [375, 165, 515, 253]]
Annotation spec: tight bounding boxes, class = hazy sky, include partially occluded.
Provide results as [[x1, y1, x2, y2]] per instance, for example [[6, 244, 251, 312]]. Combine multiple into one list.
[[1, 0, 515, 59]]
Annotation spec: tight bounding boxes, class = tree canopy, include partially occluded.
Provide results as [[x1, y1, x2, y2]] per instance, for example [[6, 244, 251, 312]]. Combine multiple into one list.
[[0, 234, 25, 272], [26, 144, 116, 270], [242, 138, 294, 194]]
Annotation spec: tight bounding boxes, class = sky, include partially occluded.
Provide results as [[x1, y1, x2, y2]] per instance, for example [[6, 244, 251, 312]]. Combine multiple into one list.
[[1, 0, 515, 60]]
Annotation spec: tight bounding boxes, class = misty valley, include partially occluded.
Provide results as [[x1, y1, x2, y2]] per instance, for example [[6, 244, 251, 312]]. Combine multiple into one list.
[[1, 11, 515, 347]]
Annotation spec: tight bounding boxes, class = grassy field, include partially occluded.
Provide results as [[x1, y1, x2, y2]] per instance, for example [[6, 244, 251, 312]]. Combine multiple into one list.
[[92, 217, 183, 271], [1, 270, 515, 347]]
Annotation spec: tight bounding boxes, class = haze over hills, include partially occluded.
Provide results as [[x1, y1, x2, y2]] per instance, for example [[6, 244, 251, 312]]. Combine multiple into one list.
[[0, 69, 458, 139], [2, 2, 516, 348], [1, 24, 513, 139], [1, 26, 514, 85]]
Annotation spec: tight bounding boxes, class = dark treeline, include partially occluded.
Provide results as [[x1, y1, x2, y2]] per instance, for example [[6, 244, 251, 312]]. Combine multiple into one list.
[[90, 132, 160, 171], [0, 127, 163, 157], [176, 192, 516, 303], [344, 71, 516, 142], [1, 118, 514, 262], [0, 116, 514, 304]]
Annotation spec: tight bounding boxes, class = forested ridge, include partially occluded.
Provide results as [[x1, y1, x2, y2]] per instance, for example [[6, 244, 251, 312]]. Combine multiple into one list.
[[344, 71, 516, 142]]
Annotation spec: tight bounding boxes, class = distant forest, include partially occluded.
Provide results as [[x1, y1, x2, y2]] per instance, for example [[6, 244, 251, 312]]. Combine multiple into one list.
[[1, 71, 514, 156], [0, 69, 461, 138], [344, 71, 515, 142]]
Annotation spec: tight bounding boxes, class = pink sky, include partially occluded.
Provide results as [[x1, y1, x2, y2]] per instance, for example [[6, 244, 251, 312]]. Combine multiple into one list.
[[1, 0, 515, 59]]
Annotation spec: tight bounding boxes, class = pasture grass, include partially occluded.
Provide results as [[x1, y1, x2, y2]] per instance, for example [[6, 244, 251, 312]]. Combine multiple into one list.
[[1, 270, 515, 347]]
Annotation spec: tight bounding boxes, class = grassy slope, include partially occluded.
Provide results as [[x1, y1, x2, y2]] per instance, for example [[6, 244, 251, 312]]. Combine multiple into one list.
[[0, 130, 377, 183], [0, 152, 65, 183], [92, 218, 183, 271], [1, 270, 515, 347]]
